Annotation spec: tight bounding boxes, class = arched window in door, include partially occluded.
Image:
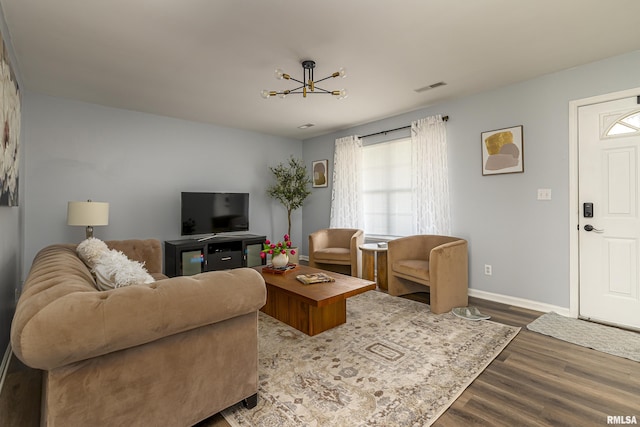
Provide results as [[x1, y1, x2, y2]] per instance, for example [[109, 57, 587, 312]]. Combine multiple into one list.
[[605, 110, 640, 136]]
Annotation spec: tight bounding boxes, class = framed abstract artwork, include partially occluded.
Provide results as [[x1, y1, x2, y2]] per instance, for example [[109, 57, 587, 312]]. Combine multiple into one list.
[[312, 159, 328, 188], [0, 32, 21, 206], [481, 125, 524, 176]]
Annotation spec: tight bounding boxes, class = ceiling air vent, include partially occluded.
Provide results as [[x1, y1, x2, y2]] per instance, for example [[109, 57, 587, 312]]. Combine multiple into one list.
[[414, 81, 447, 93]]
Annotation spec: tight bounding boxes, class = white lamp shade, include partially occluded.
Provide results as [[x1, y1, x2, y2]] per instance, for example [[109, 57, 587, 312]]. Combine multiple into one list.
[[67, 201, 109, 226]]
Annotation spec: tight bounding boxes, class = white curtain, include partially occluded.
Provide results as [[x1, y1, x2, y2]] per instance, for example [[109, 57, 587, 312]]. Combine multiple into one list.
[[329, 135, 364, 229], [411, 115, 451, 235]]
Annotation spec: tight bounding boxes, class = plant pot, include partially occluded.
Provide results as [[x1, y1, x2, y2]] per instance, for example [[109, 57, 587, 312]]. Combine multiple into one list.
[[271, 253, 289, 268]]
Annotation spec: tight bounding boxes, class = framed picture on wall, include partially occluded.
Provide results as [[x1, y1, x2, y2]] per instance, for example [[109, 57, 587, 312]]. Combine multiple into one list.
[[312, 159, 328, 188], [481, 125, 524, 176]]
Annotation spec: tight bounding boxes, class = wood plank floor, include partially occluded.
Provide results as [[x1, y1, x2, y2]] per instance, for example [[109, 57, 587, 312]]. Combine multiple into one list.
[[3, 293, 639, 426], [431, 296, 640, 427]]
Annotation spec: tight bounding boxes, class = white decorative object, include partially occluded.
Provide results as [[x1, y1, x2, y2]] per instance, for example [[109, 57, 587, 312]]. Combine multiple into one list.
[[92, 249, 154, 291], [77, 237, 109, 268], [271, 253, 289, 268]]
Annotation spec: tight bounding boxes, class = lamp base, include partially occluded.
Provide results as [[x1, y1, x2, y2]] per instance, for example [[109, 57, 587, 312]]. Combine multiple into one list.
[[85, 226, 94, 239]]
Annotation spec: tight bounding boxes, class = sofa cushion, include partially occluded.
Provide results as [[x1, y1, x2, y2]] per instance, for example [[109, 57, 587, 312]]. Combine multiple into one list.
[[392, 259, 430, 281], [93, 249, 155, 290]]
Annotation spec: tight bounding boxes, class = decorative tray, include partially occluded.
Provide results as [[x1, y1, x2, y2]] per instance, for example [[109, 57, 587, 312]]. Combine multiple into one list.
[[262, 263, 299, 274]]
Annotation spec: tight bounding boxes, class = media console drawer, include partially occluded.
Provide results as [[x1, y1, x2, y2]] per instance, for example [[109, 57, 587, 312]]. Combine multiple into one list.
[[209, 251, 243, 270]]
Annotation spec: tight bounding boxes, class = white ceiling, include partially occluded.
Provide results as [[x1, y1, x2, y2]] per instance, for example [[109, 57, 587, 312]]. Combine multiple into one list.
[[2, 0, 640, 140]]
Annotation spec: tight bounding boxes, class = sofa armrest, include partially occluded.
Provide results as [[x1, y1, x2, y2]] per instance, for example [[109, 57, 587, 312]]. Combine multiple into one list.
[[12, 268, 266, 370]]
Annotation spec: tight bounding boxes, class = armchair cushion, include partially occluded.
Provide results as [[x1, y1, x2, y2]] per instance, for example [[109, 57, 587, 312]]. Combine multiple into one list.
[[313, 247, 351, 263], [392, 259, 430, 282]]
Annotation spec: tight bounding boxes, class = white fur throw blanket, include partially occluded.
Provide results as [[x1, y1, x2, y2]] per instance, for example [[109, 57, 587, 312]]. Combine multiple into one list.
[[77, 238, 154, 291]]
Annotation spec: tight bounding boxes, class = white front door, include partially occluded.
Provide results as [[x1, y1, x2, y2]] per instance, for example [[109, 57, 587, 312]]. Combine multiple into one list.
[[578, 96, 640, 330]]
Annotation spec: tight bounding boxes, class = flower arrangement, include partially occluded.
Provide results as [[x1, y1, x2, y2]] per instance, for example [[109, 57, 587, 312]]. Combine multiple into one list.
[[260, 234, 296, 259]]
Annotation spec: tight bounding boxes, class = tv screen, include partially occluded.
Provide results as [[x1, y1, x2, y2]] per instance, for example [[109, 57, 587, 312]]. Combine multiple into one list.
[[181, 192, 249, 236]]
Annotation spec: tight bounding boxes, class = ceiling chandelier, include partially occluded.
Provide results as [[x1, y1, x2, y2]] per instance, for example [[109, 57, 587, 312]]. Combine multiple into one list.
[[261, 60, 347, 100]]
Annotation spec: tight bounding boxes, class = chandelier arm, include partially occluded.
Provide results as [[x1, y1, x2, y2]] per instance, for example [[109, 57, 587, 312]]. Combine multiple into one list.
[[312, 85, 334, 94], [286, 84, 305, 92], [269, 84, 304, 95], [286, 77, 305, 86], [313, 75, 337, 85]]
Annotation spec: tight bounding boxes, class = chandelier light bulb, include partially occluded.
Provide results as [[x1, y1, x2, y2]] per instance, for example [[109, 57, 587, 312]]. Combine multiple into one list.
[[337, 89, 348, 100], [338, 67, 347, 78], [274, 68, 291, 80], [260, 90, 272, 99]]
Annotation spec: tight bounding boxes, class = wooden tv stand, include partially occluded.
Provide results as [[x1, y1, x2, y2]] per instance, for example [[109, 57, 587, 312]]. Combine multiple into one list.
[[164, 234, 266, 277]]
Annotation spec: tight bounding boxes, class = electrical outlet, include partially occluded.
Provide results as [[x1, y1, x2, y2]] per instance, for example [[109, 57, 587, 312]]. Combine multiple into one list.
[[484, 264, 492, 276], [537, 188, 552, 200]]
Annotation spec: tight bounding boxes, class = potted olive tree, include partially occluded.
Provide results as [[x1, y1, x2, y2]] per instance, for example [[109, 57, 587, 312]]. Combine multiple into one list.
[[267, 156, 312, 263]]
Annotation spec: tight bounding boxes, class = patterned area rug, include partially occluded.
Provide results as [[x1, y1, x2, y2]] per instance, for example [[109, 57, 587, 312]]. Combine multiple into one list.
[[223, 290, 519, 426], [527, 312, 640, 362]]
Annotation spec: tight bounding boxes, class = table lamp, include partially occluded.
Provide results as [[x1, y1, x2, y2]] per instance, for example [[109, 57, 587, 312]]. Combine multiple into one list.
[[67, 200, 109, 239]]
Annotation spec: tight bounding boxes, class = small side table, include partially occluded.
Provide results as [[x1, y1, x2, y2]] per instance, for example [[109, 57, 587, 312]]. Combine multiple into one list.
[[359, 243, 388, 290]]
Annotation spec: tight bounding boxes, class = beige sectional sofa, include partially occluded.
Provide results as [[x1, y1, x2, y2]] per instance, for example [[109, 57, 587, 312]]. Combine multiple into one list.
[[11, 239, 266, 426]]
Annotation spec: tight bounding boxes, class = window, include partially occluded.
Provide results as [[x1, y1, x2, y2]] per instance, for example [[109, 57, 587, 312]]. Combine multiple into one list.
[[606, 111, 640, 136], [362, 137, 413, 237]]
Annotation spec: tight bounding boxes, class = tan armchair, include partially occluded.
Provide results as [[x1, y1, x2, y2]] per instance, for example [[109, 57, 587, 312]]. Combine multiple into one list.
[[309, 228, 364, 277], [387, 235, 468, 314]]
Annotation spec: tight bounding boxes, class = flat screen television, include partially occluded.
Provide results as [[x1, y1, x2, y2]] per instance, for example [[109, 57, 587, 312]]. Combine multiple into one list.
[[181, 192, 249, 236]]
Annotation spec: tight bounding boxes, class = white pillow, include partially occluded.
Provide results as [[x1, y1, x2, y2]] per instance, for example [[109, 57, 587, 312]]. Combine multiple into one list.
[[92, 249, 155, 291], [77, 237, 109, 268]]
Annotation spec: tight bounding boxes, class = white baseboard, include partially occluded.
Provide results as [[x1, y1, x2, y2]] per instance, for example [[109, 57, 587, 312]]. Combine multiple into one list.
[[298, 255, 309, 262], [0, 343, 11, 396], [468, 288, 571, 317]]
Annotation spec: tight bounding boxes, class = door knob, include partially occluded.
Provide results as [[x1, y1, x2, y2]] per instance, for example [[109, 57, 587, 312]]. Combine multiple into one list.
[[584, 224, 604, 233]]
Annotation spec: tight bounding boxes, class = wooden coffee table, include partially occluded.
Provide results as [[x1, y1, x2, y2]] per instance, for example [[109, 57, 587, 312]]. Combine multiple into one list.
[[255, 265, 376, 336]]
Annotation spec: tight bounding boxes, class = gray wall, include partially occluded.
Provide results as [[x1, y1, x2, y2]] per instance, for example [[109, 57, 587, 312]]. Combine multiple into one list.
[[0, 199, 20, 354], [0, 3, 22, 355], [302, 50, 640, 309], [22, 92, 302, 277]]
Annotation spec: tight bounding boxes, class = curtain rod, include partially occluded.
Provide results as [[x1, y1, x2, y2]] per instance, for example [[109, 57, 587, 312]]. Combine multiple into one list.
[[360, 115, 449, 139]]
